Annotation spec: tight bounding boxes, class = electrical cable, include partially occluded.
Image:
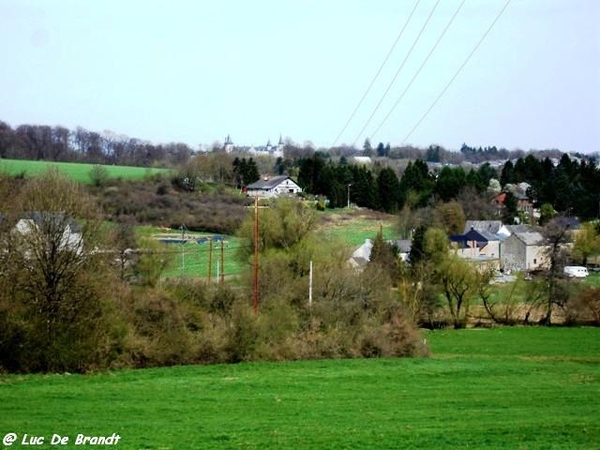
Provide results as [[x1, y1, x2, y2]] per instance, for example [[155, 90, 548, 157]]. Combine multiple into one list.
[[331, 0, 421, 147], [402, 0, 512, 144], [352, 0, 441, 148], [369, 0, 466, 141]]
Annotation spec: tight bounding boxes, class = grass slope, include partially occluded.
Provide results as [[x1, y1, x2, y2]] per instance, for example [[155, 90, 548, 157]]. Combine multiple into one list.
[[318, 209, 397, 247], [0, 159, 169, 184], [1, 327, 598, 449]]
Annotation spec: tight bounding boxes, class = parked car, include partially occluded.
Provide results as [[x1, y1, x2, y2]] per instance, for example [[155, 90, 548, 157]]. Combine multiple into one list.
[[564, 266, 589, 278]]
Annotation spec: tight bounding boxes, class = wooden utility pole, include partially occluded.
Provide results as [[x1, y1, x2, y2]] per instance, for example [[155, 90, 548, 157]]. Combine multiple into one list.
[[207, 238, 213, 283], [253, 196, 259, 314], [308, 260, 313, 307], [219, 239, 225, 284]]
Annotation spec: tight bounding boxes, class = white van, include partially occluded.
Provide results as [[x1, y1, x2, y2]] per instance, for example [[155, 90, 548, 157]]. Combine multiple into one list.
[[564, 266, 589, 278]]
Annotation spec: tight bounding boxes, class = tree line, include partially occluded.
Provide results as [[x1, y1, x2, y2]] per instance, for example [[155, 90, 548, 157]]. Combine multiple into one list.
[[0, 122, 192, 167], [293, 153, 600, 221]]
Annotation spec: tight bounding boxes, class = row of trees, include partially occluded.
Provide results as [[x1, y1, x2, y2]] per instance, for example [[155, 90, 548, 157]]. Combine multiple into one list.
[[297, 155, 498, 212], [500, 153, 600, 219], [0, 122, 192, 167]]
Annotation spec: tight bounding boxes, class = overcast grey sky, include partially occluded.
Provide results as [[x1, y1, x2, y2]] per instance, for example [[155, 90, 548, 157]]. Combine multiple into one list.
[[1, 0, 598, 153]]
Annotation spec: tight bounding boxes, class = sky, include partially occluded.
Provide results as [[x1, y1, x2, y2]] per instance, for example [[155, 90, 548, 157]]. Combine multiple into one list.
[[1, 0, 599, 153]]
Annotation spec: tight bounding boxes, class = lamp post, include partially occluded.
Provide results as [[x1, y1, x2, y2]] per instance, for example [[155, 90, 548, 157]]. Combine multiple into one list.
[[347, 183, 352, 209]]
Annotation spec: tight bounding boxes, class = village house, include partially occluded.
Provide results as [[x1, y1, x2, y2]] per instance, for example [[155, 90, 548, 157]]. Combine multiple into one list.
[[501, 230, 548, 272], [450, 227, 501, 269], [245, 175, 302, 198], [13, 212, 84, 255]]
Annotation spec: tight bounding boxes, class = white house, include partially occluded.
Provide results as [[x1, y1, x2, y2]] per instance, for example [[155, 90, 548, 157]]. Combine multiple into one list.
[[245, 176, 302, 198], [13, 213, 84, 255]]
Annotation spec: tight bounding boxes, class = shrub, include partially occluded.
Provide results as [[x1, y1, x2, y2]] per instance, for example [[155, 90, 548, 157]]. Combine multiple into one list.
[[564, 287, 600, 325]]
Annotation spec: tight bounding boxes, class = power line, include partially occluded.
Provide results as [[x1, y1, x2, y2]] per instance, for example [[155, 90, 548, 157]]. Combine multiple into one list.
[[352, 0, 441, 148], [402, 0, 512, 145], [331, 0, 421, 147], [370, 0, 466, 141]]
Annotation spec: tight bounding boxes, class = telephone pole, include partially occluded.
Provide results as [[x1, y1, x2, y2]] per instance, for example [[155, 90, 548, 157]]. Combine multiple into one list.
[[207, 238, 213, 283], [219, 239, 225, 284], [253, 196, 260, 314]]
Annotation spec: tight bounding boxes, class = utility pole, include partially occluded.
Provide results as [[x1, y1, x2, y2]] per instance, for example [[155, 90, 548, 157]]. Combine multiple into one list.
[[220, 239, 225, 284], [207, 238, 213, 283], [308, 260, 313, 307], [253, 196, 260, 314]]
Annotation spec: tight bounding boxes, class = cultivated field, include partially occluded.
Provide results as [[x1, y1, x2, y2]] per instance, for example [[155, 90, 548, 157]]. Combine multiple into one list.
[[1, 327, 598, 449], [0, 159, 169, 184]]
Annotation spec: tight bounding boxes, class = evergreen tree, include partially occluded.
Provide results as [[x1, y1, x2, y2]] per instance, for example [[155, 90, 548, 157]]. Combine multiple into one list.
[[244, 158, 260, 185], [500, 160, 514, 186], [409, 225, 427, 266], [376, 167, 400, 213]]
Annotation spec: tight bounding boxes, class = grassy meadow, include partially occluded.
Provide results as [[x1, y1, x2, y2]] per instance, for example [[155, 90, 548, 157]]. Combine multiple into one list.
[[1, 327, 598, 449], [317, 208, 397, 246], [0, 158, 169, 184]]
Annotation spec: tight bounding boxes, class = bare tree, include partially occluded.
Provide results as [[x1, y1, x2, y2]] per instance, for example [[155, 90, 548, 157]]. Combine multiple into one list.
[[540, 217, 572, 324], [0, 169, 121, 371]]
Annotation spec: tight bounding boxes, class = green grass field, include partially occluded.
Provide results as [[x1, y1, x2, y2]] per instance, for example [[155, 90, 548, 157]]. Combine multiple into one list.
[[161, 238, 247, 280], [136, 226, 248, 279], [0, 159, 169, 184], [1, 327, 598, 449], [317, 208, 397, 247]]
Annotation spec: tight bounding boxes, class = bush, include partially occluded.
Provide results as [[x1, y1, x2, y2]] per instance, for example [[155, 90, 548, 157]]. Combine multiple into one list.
[[564, 287, 600, 325]]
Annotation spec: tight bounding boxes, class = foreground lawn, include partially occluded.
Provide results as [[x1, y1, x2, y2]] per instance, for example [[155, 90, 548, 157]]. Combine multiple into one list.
[[0, 327, 598, 449], [0, 158, 169, 183]]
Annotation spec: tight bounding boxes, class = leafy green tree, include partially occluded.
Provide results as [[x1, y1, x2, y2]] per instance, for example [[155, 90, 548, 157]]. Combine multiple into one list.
[[89, 164, 109, 187], [434, 166, 466, 202], [423, 227, 449, 264], [539, 203, 556, 225], [572, 222, 600, 266], [436, 254, 475, 329], [434, 201, 466, 236]]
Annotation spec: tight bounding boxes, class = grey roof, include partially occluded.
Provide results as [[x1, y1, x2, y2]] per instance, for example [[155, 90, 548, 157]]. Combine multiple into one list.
[[513, 231, 545, 246], [395, 239, 412, 253], [464, 220, 503, 235], [506, 224, 537, 234], [247, 176, 295, 190], [25, 212, 82, 233], [553, 216, 581, 230]]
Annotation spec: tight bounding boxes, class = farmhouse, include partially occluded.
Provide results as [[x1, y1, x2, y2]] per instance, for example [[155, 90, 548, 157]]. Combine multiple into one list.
[[246, 176, 302, 198], [450, 228, 501, 269], [501, 230, 548, 272]]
